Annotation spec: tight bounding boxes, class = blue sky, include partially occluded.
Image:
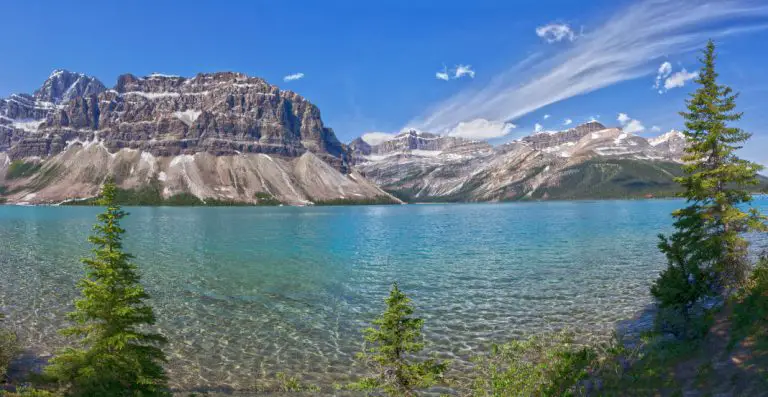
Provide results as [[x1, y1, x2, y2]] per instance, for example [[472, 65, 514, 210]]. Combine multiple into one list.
[[3, 0, 768, 162]]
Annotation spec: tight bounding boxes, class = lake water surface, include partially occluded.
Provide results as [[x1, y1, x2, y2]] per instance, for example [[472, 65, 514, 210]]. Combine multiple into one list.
[[1, 200, 766, 391]]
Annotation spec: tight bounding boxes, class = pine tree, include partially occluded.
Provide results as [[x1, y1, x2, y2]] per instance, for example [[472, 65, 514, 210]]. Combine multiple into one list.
[[652, 40, 765, 334], [675, 39, 766, 287], [46, 179, 169, 396], [350, 283, 447, 396]]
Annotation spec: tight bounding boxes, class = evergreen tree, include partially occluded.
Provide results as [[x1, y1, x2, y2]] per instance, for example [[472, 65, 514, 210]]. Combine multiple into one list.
[[46, 179, 169, 396], [350, 283, 447, 396], [652, 40, 765, 333], [676, 39, 765, 286]]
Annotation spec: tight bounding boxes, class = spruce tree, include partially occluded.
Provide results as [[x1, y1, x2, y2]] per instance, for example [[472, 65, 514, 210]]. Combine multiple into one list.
[[46, 179, 169, 396], [350, 283, 447, 396], [653, 40, 765, 334]]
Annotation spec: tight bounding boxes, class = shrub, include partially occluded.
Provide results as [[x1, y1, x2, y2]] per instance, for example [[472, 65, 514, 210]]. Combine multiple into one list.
[[730, 256, 768, 347], [274, 372, 319, 392], [348, 283, 447, 396], [0, 386, 60, 396], [0, 313, 20, 382], [469, 331, 596, 397]]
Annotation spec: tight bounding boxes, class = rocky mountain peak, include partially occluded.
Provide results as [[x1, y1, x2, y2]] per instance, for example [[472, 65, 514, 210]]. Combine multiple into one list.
[[33, 69, 106, 104], [521, 121, 607, 150], [7, 71, 348, 170]]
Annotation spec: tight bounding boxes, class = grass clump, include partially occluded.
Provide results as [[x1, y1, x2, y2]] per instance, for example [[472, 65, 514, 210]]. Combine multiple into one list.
[[274, 372, 319, 393]]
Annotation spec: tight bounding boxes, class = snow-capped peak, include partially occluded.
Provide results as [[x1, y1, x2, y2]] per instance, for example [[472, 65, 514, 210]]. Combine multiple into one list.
[[649, 130, 685, 146]]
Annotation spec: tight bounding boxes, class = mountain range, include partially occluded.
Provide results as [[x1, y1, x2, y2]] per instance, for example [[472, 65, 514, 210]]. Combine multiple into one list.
[[0, 69, 731, 205], [350, 121, 691, 201]]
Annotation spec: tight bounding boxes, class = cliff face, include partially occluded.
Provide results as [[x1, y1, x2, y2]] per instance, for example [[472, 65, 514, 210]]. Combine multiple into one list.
[[0, 71, 397, 205], [9, 72, 348, 169]]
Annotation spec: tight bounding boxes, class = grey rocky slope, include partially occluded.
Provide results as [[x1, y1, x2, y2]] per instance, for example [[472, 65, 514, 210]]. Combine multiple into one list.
[[0, 71, 397, 205], [353, 121, 694, 201]]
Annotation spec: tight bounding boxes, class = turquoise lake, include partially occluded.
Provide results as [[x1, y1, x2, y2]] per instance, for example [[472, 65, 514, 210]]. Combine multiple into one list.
[[1, 200, 766, 391]]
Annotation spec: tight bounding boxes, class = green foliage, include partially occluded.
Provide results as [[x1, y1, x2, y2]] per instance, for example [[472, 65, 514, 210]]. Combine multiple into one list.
[[652, 40, 765, 339], [529, 159, 686, 200], [45, 179, 169, 396], [274, 372, 320, 392], [672, 39, 765, 287], [731, 257, 768, 349], [349, 283, 447, 396], [598, 334, 704, 395], [0, 386, 60, 397], [0, 313, 19, 382], [5, 161, 41, 180], [0, 185, 8, 196], [469, 331, 597, 397], [651, 228, 715, 339]]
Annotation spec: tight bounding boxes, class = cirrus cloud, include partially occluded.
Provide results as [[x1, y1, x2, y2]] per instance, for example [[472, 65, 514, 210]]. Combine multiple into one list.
[[409, 0, 768, 135]]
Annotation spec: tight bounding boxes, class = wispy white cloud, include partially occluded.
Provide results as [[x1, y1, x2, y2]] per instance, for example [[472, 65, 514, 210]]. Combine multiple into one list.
[[543, 114, 551, 120], [454, 64, 476, 79], [618, 112, 645, 134], [664, 68, 698, 90], [361, 132, 399, 145], [446, 118, 515, 140], [654, 61, 672, 89], [435, 64, 475, 81], [409, 0, 768, 135], [564, 118, 573, 126], [534, 123, 544, 133], [283, 73, 304, 82], [436, 65, 450, 81], [536, 23, 576, 43], [651, 125, 662, 132]]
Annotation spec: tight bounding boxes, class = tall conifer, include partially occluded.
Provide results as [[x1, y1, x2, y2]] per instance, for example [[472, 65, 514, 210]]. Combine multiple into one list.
[[653, 40, 765, 334], [46, 180, 169, 396]]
